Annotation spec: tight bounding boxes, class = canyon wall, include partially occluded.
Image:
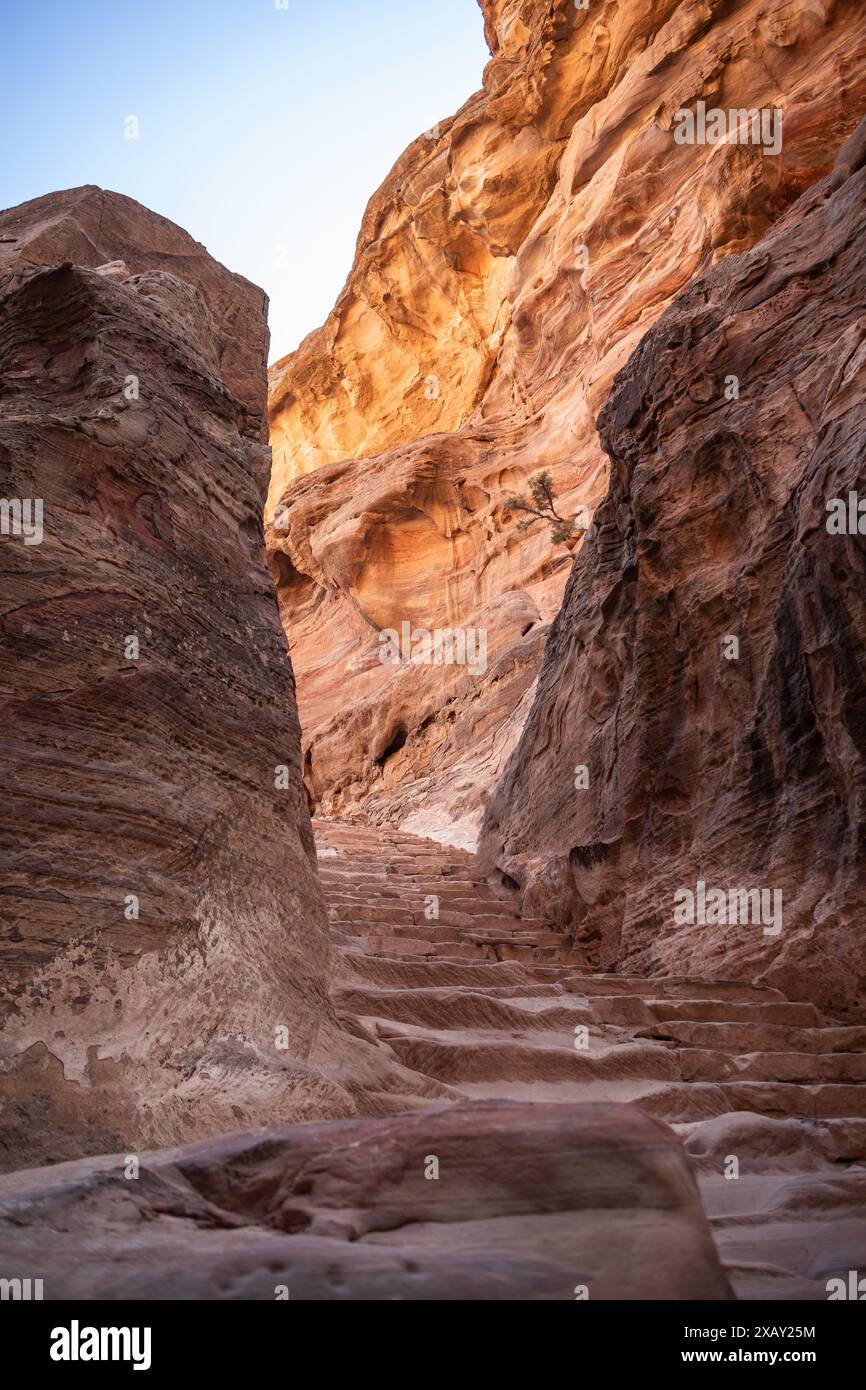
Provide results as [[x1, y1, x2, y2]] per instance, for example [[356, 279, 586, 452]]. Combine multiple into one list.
[[0, 189, 344, 1170], [267, 0, 866, 848], [480, 118, 866, 1018]]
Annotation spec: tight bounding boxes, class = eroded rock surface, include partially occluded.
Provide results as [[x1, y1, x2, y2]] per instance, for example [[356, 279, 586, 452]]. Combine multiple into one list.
[[0, 190, 342, 1169], [267, 0, 866, 847], [0, 1099, 732, 1300], [316, 820, 866, 1300], [480, 117, 866, 1017], [0, 185, 269, 434]]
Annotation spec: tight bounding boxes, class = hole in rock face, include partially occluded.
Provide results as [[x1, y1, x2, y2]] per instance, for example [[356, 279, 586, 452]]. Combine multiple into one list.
[[376, 724, 408, 766], [569, 843, 609, 870], [501, 873, 519, 891], [270, 546, 307, 599]]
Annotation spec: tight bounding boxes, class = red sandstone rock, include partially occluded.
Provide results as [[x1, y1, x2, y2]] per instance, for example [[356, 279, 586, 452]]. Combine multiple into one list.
[[2, 1, 865, 1308], [0, 1099, 733, 1300], [267, 0, 866, 848], [0, 186, 268, 436], [480, 115, 866, 1019], [314, 819, 866, 1298], [0, 190, 341, 1168]]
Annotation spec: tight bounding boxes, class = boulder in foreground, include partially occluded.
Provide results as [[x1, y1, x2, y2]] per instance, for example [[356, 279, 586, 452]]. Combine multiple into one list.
[[0, 1100, 732, 1300]]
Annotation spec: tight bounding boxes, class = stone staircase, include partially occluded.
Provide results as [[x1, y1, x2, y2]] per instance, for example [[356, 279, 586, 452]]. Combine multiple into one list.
[[315, 818, 866, 1301]]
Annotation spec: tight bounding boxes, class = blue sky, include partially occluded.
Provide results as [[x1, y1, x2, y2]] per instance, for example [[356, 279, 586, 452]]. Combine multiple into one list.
[[1, 0, 489, 362]]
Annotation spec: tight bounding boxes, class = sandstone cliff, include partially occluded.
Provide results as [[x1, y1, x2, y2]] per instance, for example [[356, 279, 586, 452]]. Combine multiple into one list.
[[267, 0, 866, 848], [0, 189, 341, 1169], [480, 117, 866, 1018]]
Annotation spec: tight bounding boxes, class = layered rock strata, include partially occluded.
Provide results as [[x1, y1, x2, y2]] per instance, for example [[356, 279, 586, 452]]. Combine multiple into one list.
[[0, 189, 337, 1169], [267, 0, 866, 848], [480, 117, 866, 1017]]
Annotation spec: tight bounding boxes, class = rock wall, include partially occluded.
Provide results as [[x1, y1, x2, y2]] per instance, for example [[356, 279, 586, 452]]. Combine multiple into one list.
[[0, 189, 344, 1170], [480, 118, 866, 1019], [267, 0, 866, 848]]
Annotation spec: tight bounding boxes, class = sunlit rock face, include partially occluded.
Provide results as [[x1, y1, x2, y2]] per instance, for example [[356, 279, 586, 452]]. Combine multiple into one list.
[[0, 189, 346, 1170], [267, 0, 866, 847], [480, 117, 866, 1018]]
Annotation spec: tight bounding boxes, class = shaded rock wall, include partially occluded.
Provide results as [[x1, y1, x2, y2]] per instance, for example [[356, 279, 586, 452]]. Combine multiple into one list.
[[267, 0, 866, 848], [0, 190, 343, 1170], [480, 119, 866, 1018]]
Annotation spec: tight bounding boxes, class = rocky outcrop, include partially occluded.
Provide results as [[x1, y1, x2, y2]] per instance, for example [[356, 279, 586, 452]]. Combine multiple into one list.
[[0, 189, 343, 1169], [0, 185, 269, 437], [480, 117, 866, 1018], [267, 0, 866, 848], [0, 1099, 732, 1300]]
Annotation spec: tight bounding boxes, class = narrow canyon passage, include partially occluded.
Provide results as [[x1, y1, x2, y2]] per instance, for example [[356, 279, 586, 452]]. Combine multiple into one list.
[[315, 819, 866, 1300], [3, 0, 866, 1318]]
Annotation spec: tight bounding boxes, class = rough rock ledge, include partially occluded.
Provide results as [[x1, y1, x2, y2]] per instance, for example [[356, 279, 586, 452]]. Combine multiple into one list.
[[0, 1100, 732, 1300]]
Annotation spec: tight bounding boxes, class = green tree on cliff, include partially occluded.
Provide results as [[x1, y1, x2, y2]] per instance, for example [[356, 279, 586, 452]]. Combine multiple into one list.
[[504, 471, 581, 545]]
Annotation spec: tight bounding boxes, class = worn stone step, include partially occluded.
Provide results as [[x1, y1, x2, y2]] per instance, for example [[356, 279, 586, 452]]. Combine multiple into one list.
[[323, 886, 516, 909], [678, 1050, 866, 1085], [561, 976, 790, 1005], [716, 1082, 866, 1121], [328, 903, 427, 925], [636, 1021, 866, 1054], [331, 909, 539, 933], [589, 996, 823, 1028], [342, 936, 507, 962], [314, 817, 866, 1306], [335, 984, 593, 1032], [318, 864, 464, 881], [679, 1112, 866, 1167], [636, 1082, 866, 1124], [344, 935, 571, 965], [336, 953, 542, 990], [376, 1026, 680, 1086]]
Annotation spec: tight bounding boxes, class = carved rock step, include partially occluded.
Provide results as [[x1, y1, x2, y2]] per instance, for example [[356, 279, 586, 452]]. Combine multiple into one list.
[[329, 907, 544, 932], [340, 935, 574, 965], [323, 886, 518, 908], [677, 1049, 866, 1084], [559, 975, 791, 1003], [587, 996, 823, 1028], [637, 1021, 866, 1053], [338, 955, 544, 987], [375, 1027, 682, 1086], [320, 863, 497, 883], [314, 820, 866, 1300], [335, 985, 594, 1030]]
